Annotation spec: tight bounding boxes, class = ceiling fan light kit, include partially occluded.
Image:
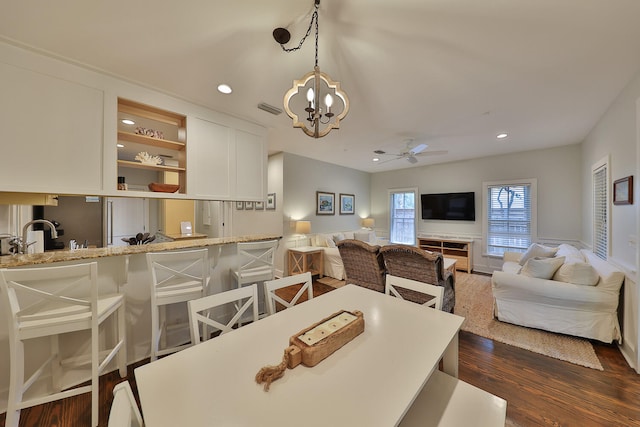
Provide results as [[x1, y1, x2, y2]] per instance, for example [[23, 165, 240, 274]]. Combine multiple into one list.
[[275, 0, 349, 138]]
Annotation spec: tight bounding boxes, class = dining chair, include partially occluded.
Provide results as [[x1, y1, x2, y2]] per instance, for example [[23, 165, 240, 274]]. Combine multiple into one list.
[[146, 248, 210, 361], [187, 283, 259, 344], [380, 244, 455, 313], [108, 380, 144, 427], [385, 274, 444, 310], [264, 272, 313, 315], [0, 262, 127, 427]]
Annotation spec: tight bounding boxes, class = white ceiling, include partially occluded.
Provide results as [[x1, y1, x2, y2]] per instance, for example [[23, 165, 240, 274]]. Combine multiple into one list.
[[2, 0, 640, 172]]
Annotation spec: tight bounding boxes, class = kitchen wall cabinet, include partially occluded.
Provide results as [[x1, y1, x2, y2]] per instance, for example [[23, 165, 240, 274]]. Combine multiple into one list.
[[0, 61, 104, 195], [186, 118, 266, 201]]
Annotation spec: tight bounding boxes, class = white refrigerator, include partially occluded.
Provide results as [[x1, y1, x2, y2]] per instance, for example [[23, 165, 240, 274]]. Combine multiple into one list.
[[105, 197, 149, 246]]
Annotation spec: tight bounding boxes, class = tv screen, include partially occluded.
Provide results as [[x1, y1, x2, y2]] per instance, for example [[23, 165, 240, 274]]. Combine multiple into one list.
[[421, 192, 475, 221]]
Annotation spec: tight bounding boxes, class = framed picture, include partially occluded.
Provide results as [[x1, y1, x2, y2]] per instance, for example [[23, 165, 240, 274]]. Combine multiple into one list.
[[339, 193, 355, 215], [244, 201, 254, 210], [613, 176, 633, 205], [235, 201, 244, 210], [255, 201, 264, 210], [316, 191, 335, 215], [266, 193, 276, 210]]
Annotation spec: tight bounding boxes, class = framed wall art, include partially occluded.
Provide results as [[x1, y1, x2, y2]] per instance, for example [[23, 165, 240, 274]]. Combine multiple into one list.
[[244, 201, 254, 210], [339, 193, 355, 215], [255, 201, 264, 210], [316, 191, 335, 215], [613, 176, 633, 205], [235, 201, 244, 210], [266, 193, 276, 210]]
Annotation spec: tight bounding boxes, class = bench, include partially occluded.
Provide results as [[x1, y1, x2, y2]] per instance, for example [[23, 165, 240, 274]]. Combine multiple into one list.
[[399, 370, 507, 426]]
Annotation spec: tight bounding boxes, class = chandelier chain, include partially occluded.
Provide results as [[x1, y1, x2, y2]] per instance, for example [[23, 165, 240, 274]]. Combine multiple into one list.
[[280, 3, 320, 68]]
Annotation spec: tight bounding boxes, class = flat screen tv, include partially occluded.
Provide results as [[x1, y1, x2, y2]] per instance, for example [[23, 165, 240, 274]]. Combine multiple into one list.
[[421, 192, 475, 221]]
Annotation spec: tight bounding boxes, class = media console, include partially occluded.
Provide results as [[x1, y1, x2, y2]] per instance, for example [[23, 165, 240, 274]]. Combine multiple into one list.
[[417, 237, 473, 273]]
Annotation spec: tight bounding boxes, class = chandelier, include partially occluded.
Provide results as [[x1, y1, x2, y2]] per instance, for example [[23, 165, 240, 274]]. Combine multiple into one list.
[[274, 0, 349, 138]]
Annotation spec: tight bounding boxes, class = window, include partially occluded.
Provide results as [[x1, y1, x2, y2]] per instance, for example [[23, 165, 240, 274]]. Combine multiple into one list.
[[389, 188, 417, 245], [592, 158, 609, 259], [483, 179, 537, 257]]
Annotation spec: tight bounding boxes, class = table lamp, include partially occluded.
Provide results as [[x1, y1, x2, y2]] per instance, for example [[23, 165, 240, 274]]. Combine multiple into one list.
[[362, 218, 375, 230], [295, 221, 311, 247]]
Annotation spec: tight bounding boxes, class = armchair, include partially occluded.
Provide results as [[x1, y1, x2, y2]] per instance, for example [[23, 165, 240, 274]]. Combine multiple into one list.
[[380, 245, 455, 313], [336, 239, 386, 293]]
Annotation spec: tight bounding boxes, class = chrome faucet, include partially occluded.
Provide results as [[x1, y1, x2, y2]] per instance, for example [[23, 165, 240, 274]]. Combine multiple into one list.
[[21, 219, 58, 254]]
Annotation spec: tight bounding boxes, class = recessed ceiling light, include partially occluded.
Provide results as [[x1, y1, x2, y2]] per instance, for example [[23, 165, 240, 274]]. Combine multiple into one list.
[[497, 133, 508, 139], [217, 84, 232, 94], [121, 119, 135, 125], [373, 157, 380, 162], [117, 143, 124, 148]]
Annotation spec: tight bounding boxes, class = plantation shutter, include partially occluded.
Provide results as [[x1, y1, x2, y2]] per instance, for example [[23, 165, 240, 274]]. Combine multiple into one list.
[[486, 184, 532, 256], [389, 190, 416, 245], [593, 164, 608, 259]]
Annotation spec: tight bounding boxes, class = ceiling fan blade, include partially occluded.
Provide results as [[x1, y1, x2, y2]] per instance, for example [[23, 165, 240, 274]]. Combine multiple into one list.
[[415, 150, 449, 156], [409, 143, 428, 155], [375, 156, 402, 165]]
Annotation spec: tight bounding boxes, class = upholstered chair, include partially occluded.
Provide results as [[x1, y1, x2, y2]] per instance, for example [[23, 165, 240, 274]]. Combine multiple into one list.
[[380, 244, 455, 313], [337, 239, 386, 293]]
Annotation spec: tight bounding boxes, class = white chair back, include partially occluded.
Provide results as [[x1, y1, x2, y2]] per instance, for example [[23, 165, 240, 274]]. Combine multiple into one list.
[[264, 272, 313, 315], [108, 381, 144, 427], [232, 239, 278, 286], [188, 284, 259, 344], [385, 274, 444, 310]]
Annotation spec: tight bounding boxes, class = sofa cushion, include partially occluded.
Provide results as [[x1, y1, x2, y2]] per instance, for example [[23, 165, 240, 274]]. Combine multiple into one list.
[[519, 243, 558, 265], [555, 244, 584, 262], [553, 262, 599, 286], [520, 256, 565, 279], [354, 230, 375, 243], [332, 233, 345, 245], [315, 233, 336, 248], [581, 249, 625, 291]]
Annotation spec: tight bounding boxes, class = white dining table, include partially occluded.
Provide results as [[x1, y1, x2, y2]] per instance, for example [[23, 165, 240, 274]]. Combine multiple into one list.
[[134, 284, 465, 427]]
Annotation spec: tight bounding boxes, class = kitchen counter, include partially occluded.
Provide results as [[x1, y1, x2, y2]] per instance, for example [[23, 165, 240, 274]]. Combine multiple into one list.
[[0, 233, 281, 268]]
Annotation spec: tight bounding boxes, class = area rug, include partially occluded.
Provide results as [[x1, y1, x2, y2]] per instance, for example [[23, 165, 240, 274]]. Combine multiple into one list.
[[454, 272, 603, 370]]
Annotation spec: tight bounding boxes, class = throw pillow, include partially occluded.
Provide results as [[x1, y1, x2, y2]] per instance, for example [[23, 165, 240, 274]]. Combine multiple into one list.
[[314, 234, 327, 247], [343, 231, 355, 240], [519, 243, 558, 266], [332, 233, 345, 243], [553, 262, 599, 286], [520, 256, 565, 280], [555, 244, 584, 261], [354, 231, 374, 243]]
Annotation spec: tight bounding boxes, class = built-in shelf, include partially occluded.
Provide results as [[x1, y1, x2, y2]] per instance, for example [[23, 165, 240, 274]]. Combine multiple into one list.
[[117, 131, 185, 151], [417, 237, 473, 273], [117, 160, 186, 173]]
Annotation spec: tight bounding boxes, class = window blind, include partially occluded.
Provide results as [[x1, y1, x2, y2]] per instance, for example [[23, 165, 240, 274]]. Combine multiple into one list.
[[389, 191, 416, 245], [486, 184, 531, 256], [593, 164, 608, 259]]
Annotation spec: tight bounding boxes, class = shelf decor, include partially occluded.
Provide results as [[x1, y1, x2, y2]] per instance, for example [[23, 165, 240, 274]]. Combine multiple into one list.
[[135, 151, 163, 166], [613, 176, 633, 205], [316, 191, 335, 215], [339, 193, 355, 215]]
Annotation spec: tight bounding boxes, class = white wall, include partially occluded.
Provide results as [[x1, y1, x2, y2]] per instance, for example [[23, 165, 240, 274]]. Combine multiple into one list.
[[580, 70, 640, 371], [370, 144, 582, 273], [279, 152, 371, 275]]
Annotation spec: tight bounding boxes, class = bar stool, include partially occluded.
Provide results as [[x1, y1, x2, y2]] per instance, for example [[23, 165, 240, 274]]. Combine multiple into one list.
[[0, 262, 127, 427], [146, 248, 210, 361]]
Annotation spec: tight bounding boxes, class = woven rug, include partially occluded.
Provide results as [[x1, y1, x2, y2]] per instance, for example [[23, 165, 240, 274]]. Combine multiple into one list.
[[317, 276, 347, 288], [454, 272, 603, 370]]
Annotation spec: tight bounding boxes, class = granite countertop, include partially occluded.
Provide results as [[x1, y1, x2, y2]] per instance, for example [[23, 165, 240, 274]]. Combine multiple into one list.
[[0, 233, 281, 268]]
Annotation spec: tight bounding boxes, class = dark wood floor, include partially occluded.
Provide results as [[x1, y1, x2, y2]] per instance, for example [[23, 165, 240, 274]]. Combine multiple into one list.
[[2, 280, 639, 426]]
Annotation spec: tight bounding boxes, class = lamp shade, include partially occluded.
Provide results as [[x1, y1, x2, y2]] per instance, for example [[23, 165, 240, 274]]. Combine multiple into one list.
[[295, 221, 311, 234], [362, 218, 375, 228]]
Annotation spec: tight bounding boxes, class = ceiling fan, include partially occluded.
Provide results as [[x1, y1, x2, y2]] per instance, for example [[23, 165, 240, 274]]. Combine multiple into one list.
[[374, 140, 448, 165]]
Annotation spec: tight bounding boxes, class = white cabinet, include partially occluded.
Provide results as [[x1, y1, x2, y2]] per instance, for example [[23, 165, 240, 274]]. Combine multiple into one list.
[[0, 62, 104, 195], [187, 117, 233, 199], [187, 117, 266, 201], [235, 129, 266, 200]]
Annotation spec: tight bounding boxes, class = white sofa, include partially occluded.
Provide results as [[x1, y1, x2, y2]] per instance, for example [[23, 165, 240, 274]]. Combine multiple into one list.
[[311, 230, 387, 280], [491, 243, 625, 343]]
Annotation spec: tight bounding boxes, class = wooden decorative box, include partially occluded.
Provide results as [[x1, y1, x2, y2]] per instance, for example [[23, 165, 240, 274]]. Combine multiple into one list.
[[287, 309, 365, 368]]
